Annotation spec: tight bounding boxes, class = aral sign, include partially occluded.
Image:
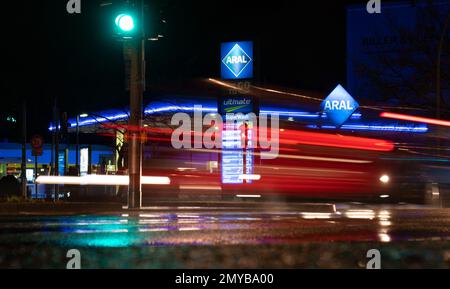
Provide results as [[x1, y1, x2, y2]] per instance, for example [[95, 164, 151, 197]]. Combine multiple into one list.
[[321, 84, 359, 127], [221, 41, 253, 79]]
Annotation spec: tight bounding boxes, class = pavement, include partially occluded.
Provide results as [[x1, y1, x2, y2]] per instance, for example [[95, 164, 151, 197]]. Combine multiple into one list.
[[0, 201, 449, 268], [0, 200, 335, 215]]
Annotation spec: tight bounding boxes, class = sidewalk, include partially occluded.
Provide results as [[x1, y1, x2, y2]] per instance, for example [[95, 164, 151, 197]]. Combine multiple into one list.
[[0, 202, 123, 216], [0, 200, 336, 215]]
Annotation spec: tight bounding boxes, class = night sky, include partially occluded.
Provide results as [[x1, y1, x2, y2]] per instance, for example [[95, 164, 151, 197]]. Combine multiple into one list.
[[1, 0, 368, 141]]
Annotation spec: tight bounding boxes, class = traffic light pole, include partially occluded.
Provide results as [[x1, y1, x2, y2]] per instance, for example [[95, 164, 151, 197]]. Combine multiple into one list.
[[127, 0, 145, 209]]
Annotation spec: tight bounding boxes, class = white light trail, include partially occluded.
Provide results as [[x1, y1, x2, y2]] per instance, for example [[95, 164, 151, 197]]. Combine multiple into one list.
[[36, 175, 170, 186], [238, 174, 261, 181], [179, 185, 222, 191]]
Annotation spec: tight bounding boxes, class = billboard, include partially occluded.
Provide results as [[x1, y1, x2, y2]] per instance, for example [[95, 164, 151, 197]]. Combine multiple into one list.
[[346, 1, 450, 102], [221, 41, 253, 80]]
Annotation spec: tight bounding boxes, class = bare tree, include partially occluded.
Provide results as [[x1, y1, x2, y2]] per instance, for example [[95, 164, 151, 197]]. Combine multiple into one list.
[[354, 4, 449, 117]]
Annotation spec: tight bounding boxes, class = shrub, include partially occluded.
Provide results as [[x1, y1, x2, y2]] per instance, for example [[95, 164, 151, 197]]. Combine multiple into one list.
[[0, 175, 21, 198]]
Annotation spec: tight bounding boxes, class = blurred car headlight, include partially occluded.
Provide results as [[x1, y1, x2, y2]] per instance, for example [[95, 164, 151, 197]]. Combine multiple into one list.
[[379, 174, 390, 184]]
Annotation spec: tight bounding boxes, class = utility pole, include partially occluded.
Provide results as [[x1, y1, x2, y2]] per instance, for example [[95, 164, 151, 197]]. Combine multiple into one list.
[[21, 99, 27, 199], [127, 0, 145, 209]]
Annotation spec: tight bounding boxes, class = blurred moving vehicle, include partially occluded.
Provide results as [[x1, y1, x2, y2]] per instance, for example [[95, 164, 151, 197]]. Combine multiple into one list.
[[139, 124, 433, 203]]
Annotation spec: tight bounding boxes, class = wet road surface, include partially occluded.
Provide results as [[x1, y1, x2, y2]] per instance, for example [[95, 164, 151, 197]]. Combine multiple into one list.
[[1, 202, 450, 268]]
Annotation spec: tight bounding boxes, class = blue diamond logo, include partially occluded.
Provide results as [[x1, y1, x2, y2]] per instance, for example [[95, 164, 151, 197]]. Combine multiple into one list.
[[321, 84, 359, 127], [222, 44, 253, 78]]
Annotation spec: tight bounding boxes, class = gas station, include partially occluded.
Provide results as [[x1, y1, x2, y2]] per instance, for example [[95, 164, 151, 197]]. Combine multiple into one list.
[[35, 40, 437, 202]]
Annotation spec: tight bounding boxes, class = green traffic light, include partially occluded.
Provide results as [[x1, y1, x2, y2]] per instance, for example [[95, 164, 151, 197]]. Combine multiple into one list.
[[115, 14, 135, 32]]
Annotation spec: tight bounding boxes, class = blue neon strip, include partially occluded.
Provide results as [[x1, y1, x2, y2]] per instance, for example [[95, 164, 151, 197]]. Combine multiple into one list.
[[262, 110, 361, 119], [73, 113, 129, 128], [307, 124, 428, 133], [50, 105, 340, 130], [145, 105, 217, 114], [48, 104, 426, 134]]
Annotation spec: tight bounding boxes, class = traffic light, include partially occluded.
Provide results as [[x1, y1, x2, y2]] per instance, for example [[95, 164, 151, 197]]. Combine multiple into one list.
[[105, 1, 167, 41], [114, 10, 138, 39], [115, 13, 135, 32]]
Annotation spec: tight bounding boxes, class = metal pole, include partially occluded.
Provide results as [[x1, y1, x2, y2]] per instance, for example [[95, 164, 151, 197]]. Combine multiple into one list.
[[127, 41, 144, 209], [21, 99, 27, 199], [34, 156, 38, 199], [127, 0, 145, 209], [53, 99, 59, 201], [50, 109, 55, 200], [76, 115, 80, 176]]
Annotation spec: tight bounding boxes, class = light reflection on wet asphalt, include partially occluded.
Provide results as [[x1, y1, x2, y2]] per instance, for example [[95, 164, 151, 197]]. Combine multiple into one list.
[[0, 204, 449, 248], [1, 203, 450, 268]]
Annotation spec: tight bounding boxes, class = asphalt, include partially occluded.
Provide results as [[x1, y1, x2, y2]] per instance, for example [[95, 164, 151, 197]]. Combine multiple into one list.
[[0, 201, 449, 268]]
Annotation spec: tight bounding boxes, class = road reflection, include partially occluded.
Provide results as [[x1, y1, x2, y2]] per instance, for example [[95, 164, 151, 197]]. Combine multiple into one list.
[[1, 204, 450, 248]]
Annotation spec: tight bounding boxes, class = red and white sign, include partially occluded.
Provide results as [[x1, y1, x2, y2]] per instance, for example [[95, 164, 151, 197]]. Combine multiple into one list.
[[31, 135, 44, 157]]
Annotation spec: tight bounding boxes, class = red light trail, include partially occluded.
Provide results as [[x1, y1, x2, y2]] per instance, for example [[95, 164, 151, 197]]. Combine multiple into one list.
[[380, 112, 450, 127]]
